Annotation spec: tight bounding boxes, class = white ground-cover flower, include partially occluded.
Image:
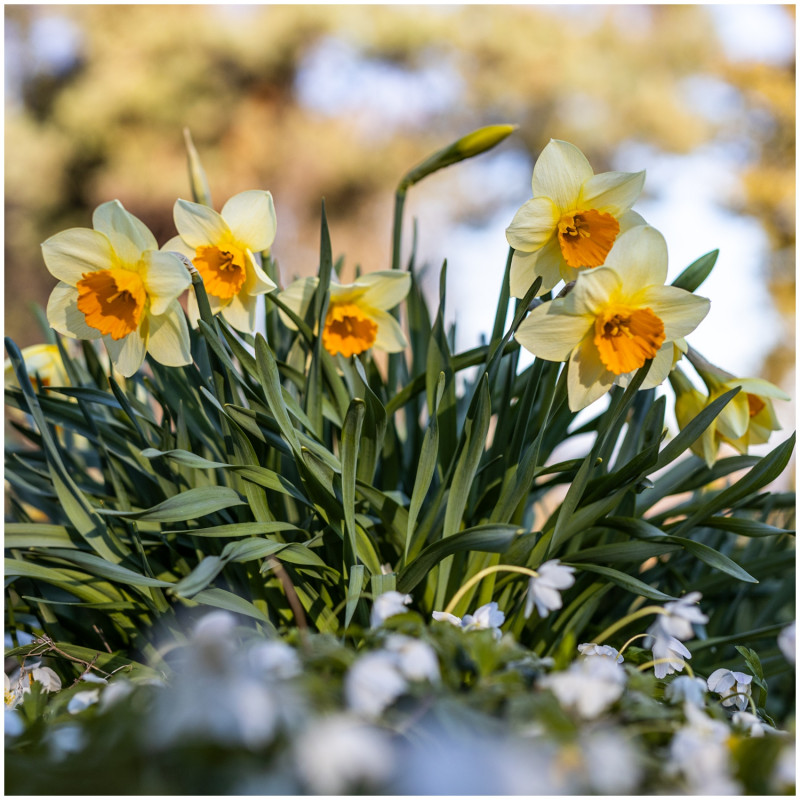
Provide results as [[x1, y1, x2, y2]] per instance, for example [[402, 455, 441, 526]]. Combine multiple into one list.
[[506, 138, 646, 296], [247, 639, 302, 680], [731, 710, 772, 737], [461, 602, 506, 638], [664, 675, 708, 706], [44, 200, 192, 377], [383, 634, 440, 683], [5, 663, 62, 708], [345, 650, 408, 719], [278, 271, 410, 357], [578, 729, 643, 794], [67, 689, 101, 715], [167, 190, 277, 333], [649, 634, 693, 679], [578, 643, 623, 663], [294, 714, 395, 794], [538, 655, 626, 719], [772, 743, 796, 791], [431, 610, 462, 627], [370, 590, 412, 628], [707, 668, 753, 711], [778, 621, 795, 665], [515, 225, 710, 411], [654, 591, 709, 640], [668, 701, 740, 794], [524, 560, 576, 619]]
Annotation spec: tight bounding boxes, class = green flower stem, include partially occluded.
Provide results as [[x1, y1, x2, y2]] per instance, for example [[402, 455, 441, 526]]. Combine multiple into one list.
[[444, 564, 539, 616], [637, 658, 695, 678], [391, 189, 406, 272], [593, 606, 668, 645], [618, 632, 651, 656]]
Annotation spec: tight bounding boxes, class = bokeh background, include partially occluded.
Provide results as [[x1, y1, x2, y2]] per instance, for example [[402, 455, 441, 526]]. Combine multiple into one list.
[[4, 4, 795, 455]]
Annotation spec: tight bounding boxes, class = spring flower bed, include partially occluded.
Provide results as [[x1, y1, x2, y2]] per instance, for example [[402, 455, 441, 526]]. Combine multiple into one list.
[[4, 127, 796, 795]]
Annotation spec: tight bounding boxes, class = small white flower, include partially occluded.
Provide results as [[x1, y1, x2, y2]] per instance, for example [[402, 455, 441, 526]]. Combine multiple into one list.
[[383, 634, 440, 683], [577, 643, 623, 663], [778, 621, 795, 666], [653, 592, 709, 641], [67, 689, 101, 714], [772, 743, 796, 791], [649, 634, 692, 679], [431, 610, 462, 627], [98, 680, 135, 712], [524, 560, 575, 619], [294, 714, 395, 794], [579, 729, 643, 794], [461, 602, 506, 639], [538, 656, 626, 719], [345, 650, 408, 718], [370, 591, 412, 628], [664, 675, 708, 706], [5, 663, 62, 707], [247, 640, 302, 680], [706, 668, 753, 711], [731, 710, 771, 738]]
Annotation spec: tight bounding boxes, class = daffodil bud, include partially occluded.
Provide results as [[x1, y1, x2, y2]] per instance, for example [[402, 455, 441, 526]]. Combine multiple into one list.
[[183, 128, 213, 207], [398, 124, 517, 191]]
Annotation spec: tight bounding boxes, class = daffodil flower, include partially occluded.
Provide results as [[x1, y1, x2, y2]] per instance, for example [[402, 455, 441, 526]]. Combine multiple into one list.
[[515, 226, 710, 412], [278, 271, 410, 358], [506, 139, 646, 297], [671, 362, 790, 467], [4, 344, 69, 389], [166, 190, 277, 333], [43, 201, 192, 377]]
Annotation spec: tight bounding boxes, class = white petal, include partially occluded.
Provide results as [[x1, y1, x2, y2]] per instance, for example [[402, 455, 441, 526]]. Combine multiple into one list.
[[533, 584, 564, 612], [715, 391, 751, 440], [578, 170, 646, 216], [41, 228, 115, 286], [510, 236, 564, 298], [505, 197, 560, 252], [729, 377, 791, 401], [567, 267, 620, 316], [222, 292, 257, 333], [515, 299, 592, 361], [603, 226, 669, 291], [358, 271, 411, 311], [46, 282, 102, 339], [243, 250, 277, 296], [636, 286, 710, 340], [618, 209, 647, 232], [638, 343, 673, 390], [276, 276, 318, 330], [146, 301, 192, 367], [92, 200, 157, 258], [531, 139, 591, 211], [104, 330, 147, 378], [567, 332, 615, 411], [141, 251, 191, 316], [370, 308, 408, 353], [161, 235, 196, 260], [174, 199, 230, 249], [221, 190, 277, 253]]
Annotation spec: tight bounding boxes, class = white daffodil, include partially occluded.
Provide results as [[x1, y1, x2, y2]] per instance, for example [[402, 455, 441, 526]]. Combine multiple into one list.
[[706, 668, 753, 711], [538, 656, 626, 720], [524, 560, 576, 619], [577, 643, 624, 663], [506, 139, 646, 297], [4, 344, 69, 389], [515, 225, 710, 412], [664, 675, 708, 706], [44, 200, 192, 377], [370, 590, 412, 628], [778, 621, 795, 666], [167, 190, 277, 333], [278, 271, 410, 358]]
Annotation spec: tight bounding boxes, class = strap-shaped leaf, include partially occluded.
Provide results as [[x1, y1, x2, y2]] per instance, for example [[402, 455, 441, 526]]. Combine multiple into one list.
[[98, 486, 245, 522], [341, 399, 366, 567], [565, 562, 675, 602]]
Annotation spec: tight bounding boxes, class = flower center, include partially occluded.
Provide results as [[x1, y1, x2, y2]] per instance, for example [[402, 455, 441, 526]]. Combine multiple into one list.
[[193, 244, 247, 300], [557, 208, 620, 268], [594, 305, 665, 375], [322, 302, 378, 357], [746, 394, 765, 418], [76, 268, 147, 340]]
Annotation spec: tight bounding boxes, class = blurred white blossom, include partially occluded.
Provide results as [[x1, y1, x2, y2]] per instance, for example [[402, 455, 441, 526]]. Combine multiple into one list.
[[579, 729, 643, 794], [649, 634, 692, 679], [538, 655, 626, 719], [778, 621, 795, 665], [370, 590, 412, 628], [664, 675, 708, 706], [772, 743, 796, 791], [383, 634, 440, 683], [707, 667, 753, 711], [577, 643, 623, 663], [431, 610, 462, 626], [731, 710, 771, 737], [247, 639, 302, 680], [294, 714, 395, 794], [654, 592, 708, 640], [5, 663, 62, 707], [67, 689, 101, 714], [524, 560, 575, 619], [431, 602, 505, 639], [345, 650, 408, 718]]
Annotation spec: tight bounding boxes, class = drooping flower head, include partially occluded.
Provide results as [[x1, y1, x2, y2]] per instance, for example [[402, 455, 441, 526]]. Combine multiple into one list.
[[506, 139, 646, 297], [278, 271, 410, 358], [43, 201, 192, 377], [167, 190, 277, 333], [515, 226, 710, 411], [524, 560, 576, 619], [4, 344, 69, 389]]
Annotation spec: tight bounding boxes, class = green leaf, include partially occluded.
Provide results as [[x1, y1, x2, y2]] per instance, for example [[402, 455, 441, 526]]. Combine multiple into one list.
[[397, 524, 522, 594], [140, 447, 231, 469], [192, 588, 275, 628], [4, 524, 80, 550], [702, 516, 795, 538], [671, 249, 719, 292], [98, 486, 245, 522], [341, 399, 366, 567], [255, 333, 302, 454], [37, 549, 174, 589], [663, 535, 758, 583], [344, 564, 366, 629], [175, 521, 305, 538], [565, 562, 675, 602]]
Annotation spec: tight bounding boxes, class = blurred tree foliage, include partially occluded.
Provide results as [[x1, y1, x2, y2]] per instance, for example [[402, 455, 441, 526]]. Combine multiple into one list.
[[4, 4, 795, 386]]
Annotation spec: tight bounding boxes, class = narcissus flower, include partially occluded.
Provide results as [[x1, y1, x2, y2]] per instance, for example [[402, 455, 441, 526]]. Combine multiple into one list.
[[506, 139, 646, 297], [167, 190, 277, 333], [515, 226, 710, 411], [43, 201, 192, 377], [278, 272, 410, 358], [672, 354, 790, 467], [4, 344, 69, 389]]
